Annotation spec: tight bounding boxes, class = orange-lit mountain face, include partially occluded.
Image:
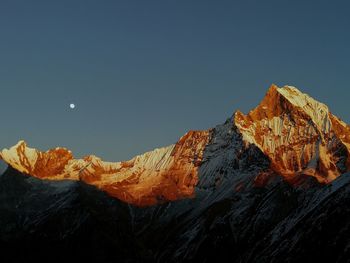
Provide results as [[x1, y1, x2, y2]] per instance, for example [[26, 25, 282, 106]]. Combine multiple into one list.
[[0, 131, 210, 206], [235, 85, 350, 184], [1, 85, 350, 206]]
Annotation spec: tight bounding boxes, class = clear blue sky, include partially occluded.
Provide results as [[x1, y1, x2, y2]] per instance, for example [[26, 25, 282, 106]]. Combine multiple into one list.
[[0, 0, 349, 161]]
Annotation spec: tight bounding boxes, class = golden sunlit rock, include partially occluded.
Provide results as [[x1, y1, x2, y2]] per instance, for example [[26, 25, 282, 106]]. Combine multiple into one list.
[[1, 85, 350, 205], [0, 132, 210, 206], [234, 85, 350, 184]]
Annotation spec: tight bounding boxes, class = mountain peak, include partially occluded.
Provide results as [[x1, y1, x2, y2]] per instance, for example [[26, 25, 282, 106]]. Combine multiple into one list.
[[242, 85, 330, 131], [0, 130, 210, 206], [234, 84, 350, 183], [277, 85, 330, 132], [0, 141, 75, 178], [1, 84, 349, 206]]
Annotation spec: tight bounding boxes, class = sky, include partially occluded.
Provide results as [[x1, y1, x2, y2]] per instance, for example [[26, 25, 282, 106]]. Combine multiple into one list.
[[0, 0, 349, 161]]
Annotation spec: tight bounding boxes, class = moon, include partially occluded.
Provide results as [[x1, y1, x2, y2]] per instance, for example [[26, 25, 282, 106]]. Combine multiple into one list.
[[70, 103, 76, 109]]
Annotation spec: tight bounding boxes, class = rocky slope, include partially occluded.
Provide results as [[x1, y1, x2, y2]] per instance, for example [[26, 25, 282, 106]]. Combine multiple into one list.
[[1, 85, 350, 206], [235, 85, 350, 184], [0, 131, 210, 206], [1, 84, 350, 262], [1, 163, 350, 263]]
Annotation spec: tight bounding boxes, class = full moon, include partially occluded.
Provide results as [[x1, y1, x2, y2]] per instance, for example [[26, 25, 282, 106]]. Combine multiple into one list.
[[70, 103, 76, 109]]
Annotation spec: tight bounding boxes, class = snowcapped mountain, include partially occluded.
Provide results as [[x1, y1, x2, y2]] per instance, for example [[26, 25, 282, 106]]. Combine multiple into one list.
[[0, 131, 210, 206], [1, 85, 350, 205], [235, 85, 350, 183], [1, 84, 350, 262]]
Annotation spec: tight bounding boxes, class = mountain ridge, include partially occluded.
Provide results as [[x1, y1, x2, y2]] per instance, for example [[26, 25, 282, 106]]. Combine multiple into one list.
[[1, 84, 350, 206]]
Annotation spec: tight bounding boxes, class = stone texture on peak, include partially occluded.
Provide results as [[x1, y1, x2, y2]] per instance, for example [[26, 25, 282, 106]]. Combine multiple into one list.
[[234, 85, 350, 183]]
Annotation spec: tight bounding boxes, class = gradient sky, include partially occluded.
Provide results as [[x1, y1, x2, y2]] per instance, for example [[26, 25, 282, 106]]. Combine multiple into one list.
[[0, 0, 349, 161]]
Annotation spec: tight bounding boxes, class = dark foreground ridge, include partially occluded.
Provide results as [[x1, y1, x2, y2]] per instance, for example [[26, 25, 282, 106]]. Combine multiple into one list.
[[1, 165, 350, 262], [1, 85, 350, 262]]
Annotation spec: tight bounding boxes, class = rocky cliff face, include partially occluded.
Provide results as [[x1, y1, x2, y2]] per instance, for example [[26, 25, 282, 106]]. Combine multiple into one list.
[[234, 85, 350, 184], [0, 131, 210, 206], [1, 84, 350, 262], [1, 85, 350, 206]]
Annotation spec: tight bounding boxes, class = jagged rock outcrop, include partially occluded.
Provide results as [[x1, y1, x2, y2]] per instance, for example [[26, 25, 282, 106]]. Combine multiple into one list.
[[0, 131, 210, 206], [1, 84, 350, 205], [234, 85, 350, 184], [1, 84, 350, 263]]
